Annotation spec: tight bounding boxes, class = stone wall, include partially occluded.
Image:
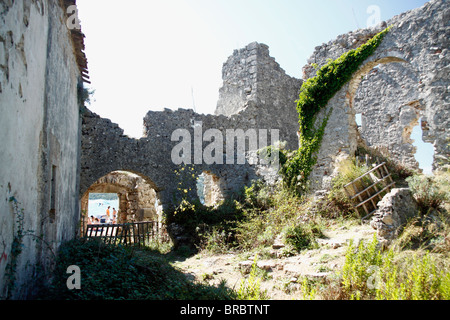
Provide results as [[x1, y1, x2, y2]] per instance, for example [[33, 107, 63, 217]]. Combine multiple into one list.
[[79, 1, 449, 246], [81, 43, 302, 213], [216, 42, 302, 121], [0, 0, 83, 298], [303, 0, 449, 191]]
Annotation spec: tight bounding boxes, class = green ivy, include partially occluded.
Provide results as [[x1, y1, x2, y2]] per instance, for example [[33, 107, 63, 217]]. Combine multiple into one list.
[[282, 27, 391, 194]]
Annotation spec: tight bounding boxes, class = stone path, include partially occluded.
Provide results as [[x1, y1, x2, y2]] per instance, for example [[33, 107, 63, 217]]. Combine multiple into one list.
[[172, 222, 376, 300]]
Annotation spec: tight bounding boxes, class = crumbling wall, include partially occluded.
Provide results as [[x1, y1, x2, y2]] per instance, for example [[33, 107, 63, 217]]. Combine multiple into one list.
[[81, 43, 302, 211], [303, 0, 449, 191], [0, 0, 83, 298], [216, 42, 302, 118]]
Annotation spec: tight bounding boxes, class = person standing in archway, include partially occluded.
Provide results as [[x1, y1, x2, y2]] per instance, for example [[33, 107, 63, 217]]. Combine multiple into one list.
[[106, 206, 111, 222], [112, 208, 117, 224]]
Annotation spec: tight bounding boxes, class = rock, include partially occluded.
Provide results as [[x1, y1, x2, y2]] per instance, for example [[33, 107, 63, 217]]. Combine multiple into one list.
[[370, 188, 419, 245], [304, 272, 330, 281], [257, 261, 276, 271], [239, 261, 254, 275], [272, 235, 285, 249]]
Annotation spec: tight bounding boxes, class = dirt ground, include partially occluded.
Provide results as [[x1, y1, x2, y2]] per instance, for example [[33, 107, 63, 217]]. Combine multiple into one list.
[[171, 221, 376, 300]]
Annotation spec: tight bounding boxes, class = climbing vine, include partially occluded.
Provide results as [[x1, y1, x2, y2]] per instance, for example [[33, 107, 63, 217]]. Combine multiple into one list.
[[281, 27, 391, 194], [4, 196, 28, 299]]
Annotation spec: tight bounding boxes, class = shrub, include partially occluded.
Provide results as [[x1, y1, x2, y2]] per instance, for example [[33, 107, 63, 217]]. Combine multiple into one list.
[[393, 211, 450, 253], [40, 238, 236, 300], [283, 220, 325, 252], [234, 186, 308, 251], [167, 198, 245, 252], [236, 256, 269, 300], [406, 174, 448, 214], [323, 158, 370, 219], [340, 235, 383, 299], [336, 235, 450, 300]]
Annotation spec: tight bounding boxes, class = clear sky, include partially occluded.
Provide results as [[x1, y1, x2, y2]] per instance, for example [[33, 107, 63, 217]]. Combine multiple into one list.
[[76, 0, 433, 173]]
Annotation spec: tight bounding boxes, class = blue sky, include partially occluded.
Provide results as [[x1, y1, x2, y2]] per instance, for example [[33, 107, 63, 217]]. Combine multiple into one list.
[[76, 0, 432, 172]]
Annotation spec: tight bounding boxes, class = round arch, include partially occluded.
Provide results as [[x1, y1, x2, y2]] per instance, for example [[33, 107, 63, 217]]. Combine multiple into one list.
[[80, 171, 163, 230], [345, 54, 410, 155]]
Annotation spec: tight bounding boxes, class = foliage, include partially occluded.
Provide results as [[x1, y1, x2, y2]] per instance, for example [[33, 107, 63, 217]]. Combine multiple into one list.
[[322, 158, 371, 219], [234, 184, 308, 252], [236, 255, 268, 300], [392, 211, 450, 253], [282, 27, 390, 194], [40, 238, 236, 300], [88, 193, 119, 201], [334, 235, 450, 300], [340, 235, 383, 299], [282, 221, 325, 252], [167, 197, 245, 253], [406, 173, 449, 215], [77, 83, 95, 106]]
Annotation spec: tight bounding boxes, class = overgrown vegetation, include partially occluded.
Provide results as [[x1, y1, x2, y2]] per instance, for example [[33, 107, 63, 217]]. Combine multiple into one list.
[[300, 235, 450, 300], [39, 238, 236, 300], [281, 27, 390, 194], [236, 255, 269, 300], [298, 170, 450, 300], [41, 24, 450, 300], [406, 173, 449, 215]]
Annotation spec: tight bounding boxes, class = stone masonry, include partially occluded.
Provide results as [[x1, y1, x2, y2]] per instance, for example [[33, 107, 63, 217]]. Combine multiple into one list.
[[81, 42, 302, 212], [303, 0, 449, 191], [81, 0, 449, 215]]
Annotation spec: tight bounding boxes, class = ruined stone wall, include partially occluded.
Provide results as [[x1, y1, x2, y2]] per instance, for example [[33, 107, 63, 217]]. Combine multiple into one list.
[[81, 43, 301, 212], [302, 0, 449, 190], [216, 42, 302, 119], [0, 0, 82, 298]]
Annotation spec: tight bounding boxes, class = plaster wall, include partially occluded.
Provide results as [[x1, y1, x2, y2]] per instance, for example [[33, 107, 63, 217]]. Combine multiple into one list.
[[0, 0, 82, 298]]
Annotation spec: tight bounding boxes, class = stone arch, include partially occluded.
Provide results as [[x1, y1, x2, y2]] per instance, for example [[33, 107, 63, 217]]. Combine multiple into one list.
[[80, 171, 163, 229], [346, 54, 410, 153], [347, 54, 409, 109], [308, 52, 417, 191]]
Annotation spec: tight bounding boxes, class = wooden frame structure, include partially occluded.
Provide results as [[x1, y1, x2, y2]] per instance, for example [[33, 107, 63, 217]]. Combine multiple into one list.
[[84, 221, 159, 246], [343, 162, 395, 221]]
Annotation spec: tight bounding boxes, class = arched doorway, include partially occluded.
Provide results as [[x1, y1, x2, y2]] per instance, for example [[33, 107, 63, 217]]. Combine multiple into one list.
[[80, 171, 165, 239]]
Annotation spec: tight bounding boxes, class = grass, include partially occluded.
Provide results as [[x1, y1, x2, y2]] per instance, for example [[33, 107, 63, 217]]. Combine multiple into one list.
[[38, 166, 449, 300], [37, 238, 236, 300]]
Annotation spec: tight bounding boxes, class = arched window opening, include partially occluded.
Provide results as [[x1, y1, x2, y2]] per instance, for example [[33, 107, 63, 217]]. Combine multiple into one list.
[[196, 171, 224, 207], [80, 171, 166, 241]]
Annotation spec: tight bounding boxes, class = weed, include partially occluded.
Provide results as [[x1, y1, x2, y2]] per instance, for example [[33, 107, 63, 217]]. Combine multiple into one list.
[[406, 173, 448, 215], [236, 256, 269, 300]]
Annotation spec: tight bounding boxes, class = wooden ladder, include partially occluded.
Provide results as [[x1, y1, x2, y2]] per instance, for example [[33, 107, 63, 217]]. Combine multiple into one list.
[[343, 162, 395, 221]]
